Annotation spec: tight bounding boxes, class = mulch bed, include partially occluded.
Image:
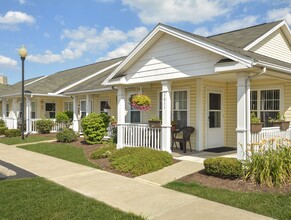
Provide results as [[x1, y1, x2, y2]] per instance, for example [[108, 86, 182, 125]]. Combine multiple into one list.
[[38, 134, 291, 193], [179, 170, 291, 194]]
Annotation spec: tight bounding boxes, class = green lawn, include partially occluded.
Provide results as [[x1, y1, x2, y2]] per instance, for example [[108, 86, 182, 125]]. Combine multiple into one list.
[[165, 181, 291, 220], [18, 142, 98, 168], [0, 135, 54, 145], [0, 178, 143, 220]]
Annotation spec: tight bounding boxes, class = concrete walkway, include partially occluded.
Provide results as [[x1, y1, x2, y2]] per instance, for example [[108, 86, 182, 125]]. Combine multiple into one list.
[[0, 143, 271, 220]]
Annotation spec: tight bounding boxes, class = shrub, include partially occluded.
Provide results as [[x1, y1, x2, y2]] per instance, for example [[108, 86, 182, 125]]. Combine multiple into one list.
[[36, 119, 54, 134], [64, 111, 73, 122], [244, 138, 291, 187], [81, 113, 108, 144], [204, 157, 242, 179], [4, 129, 21, 137], [110, 147, 173, 176], [0, 126, 8, 135], [56, 128, 77, 143], [91, 144, 116, 159], [0, 119, 6, 127], [56, 112, 70, 128]]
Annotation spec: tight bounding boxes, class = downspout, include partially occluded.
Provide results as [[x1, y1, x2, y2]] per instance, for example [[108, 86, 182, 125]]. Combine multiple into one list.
[[245, 67, 266, 157]]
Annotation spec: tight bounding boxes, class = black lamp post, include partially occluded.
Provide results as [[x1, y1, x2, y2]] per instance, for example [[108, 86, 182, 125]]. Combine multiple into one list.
[[18, 45, 27, 140]]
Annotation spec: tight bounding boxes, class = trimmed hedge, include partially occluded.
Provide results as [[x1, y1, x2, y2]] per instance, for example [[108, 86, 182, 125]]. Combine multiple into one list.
[[0, 126, 8, 135], [0, 119, 6, 127], [110, 147, 173, 176], [56, 128, 77, 143], [36, 119, 54, 134], [204, 157, 242, 179], [5, 129, 21, 137]]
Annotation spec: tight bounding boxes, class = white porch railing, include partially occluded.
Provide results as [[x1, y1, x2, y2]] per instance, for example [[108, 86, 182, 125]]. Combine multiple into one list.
[[251, 126, 291, 143], [118, 123, 162, 150], [31, 118, 66, 133]]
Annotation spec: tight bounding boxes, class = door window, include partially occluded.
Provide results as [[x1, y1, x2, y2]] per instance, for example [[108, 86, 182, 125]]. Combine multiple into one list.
[[209, 93, 221, 128]]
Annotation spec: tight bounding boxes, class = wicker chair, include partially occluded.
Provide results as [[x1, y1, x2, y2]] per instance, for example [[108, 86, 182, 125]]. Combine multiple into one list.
[[172, 126, 195, 153]]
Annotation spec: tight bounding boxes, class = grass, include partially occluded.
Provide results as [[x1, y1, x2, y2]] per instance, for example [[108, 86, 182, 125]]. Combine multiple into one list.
[[165, 181, 291, 220], [0, 177, 144, 220], [18, 142, 98, 168], [0, 135, 54, 145]]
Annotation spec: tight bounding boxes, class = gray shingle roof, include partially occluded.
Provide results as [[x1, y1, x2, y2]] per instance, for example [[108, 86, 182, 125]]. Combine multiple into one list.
[[0, 57, 125, 97], [209, 20, 282, 48]]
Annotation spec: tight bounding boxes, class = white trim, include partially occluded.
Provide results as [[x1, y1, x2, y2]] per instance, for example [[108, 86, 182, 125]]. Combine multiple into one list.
[[103, 24, 255, 86], [54, 61, 122, 94], [244, 20, 287, 50], [256, 61, 291, 74], [63, 87, 112, 95], [25, 76, 48, 86]]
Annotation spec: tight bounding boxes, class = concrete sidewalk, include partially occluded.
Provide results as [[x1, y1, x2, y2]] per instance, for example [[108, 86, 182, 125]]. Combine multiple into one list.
[[0, 143, 271, 220]]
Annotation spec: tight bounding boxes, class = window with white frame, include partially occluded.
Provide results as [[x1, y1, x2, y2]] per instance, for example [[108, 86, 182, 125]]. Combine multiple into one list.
[[251, 89, 280, 127], [6, 103, 9, 117], [31, 102, 36, 119], [129, 94, 141, 123], [80, 100, 86, 119], [159, 90, 188, 129], [100, 100, 110, 115], [45, 103, 56, 118], [64, 101, 73, 112]]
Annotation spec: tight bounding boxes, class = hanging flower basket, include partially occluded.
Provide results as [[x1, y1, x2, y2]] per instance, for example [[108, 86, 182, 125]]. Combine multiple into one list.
[[130, 94, 151, 111]]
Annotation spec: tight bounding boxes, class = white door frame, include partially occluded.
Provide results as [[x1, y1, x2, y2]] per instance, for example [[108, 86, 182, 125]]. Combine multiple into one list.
[[206, 88, 224, 149]]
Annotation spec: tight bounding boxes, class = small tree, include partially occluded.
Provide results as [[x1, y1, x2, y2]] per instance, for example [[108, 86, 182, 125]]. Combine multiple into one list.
[[56, 112, 70, 128], [81, 113, 108, 144], [36, 119, 54, 134]]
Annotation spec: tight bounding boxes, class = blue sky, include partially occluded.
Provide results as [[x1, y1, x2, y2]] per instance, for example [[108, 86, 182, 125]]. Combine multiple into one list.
[[1, 0, 290, 85]]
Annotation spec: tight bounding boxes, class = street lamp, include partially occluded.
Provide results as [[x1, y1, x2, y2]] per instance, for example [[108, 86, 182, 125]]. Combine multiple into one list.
[[18, 45, 27, 140]]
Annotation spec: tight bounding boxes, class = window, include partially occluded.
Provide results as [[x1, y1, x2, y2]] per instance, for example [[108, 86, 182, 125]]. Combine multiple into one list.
[[6, 103, 9, 117], [129, 94, 141, 123], [64, 102, 73, 112], [80, 101, 86, 119], [19, 102, 24, 119], [45, 103, 56, 118], [251, 89, 280, 127], [100, 100, 110, 115], [159, 90, 188, 129], [31, 102, 36, 119]]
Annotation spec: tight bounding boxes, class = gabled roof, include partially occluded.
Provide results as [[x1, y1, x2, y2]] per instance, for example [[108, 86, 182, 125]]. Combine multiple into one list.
[[104, 20, 291, 85], [209, 20, 283, 49], [0, 57, 125, 98]]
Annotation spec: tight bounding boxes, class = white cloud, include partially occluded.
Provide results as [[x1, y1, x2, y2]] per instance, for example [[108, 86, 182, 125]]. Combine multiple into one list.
[[0, 55, 18, 67], [19, 0, 26, 4], [28, 26, 149, 64], [0, 11, 35, 24], [193, 16, 258, 36], [27, 50, 63, 64], [266, 7, 291, 25], [54, 15, 65, 26], [121, 0, 251, 25]]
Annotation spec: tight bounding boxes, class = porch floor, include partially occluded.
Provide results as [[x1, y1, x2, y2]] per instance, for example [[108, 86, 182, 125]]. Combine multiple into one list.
[[172, 147, 237, 163]]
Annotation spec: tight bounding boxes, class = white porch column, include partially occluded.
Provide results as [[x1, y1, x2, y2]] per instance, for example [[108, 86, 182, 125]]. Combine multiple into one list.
[[236, 74, 251, 160], [2, 99, 6, 119], [26, 97, 31, 133], [161, 81, 172, 153], [117, 86, 125, 149], [196, 79, 203, 151], [11, 98, 18, 129], [86, 94, 92, 116], [72, 96, 79, 132]]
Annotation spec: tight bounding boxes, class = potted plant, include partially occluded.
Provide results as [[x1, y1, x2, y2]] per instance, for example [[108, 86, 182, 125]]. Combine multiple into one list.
[[269, 113, 290, 130], [171, 120, 177, 131], [110, 116, 117, 127], [130, 94, 151, 111], [148, 116, 161, 128], [251, 113, 262, 133]]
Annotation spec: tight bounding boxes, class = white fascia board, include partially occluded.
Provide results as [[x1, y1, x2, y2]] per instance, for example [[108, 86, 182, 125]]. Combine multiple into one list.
[[63, 87, 113, 95], [214, 61, 249, 72], [160, 27, 254, 67], [102, 26, 162, 85], [256, 61, 291, 74], [24, 75, 48, 86], [53, 61, 122, 95], [244, 20, 286, 51]]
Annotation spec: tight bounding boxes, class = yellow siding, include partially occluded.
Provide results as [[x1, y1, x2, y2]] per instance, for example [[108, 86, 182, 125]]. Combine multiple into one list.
[[225, 82, 237, 147]]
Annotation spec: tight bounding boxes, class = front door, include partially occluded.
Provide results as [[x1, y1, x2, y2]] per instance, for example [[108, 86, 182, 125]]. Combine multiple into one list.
[[207, 91, 224, 148]]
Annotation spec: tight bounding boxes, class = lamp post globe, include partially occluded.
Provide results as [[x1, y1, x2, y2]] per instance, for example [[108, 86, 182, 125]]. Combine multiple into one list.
[[19, 45, 27, 140]]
